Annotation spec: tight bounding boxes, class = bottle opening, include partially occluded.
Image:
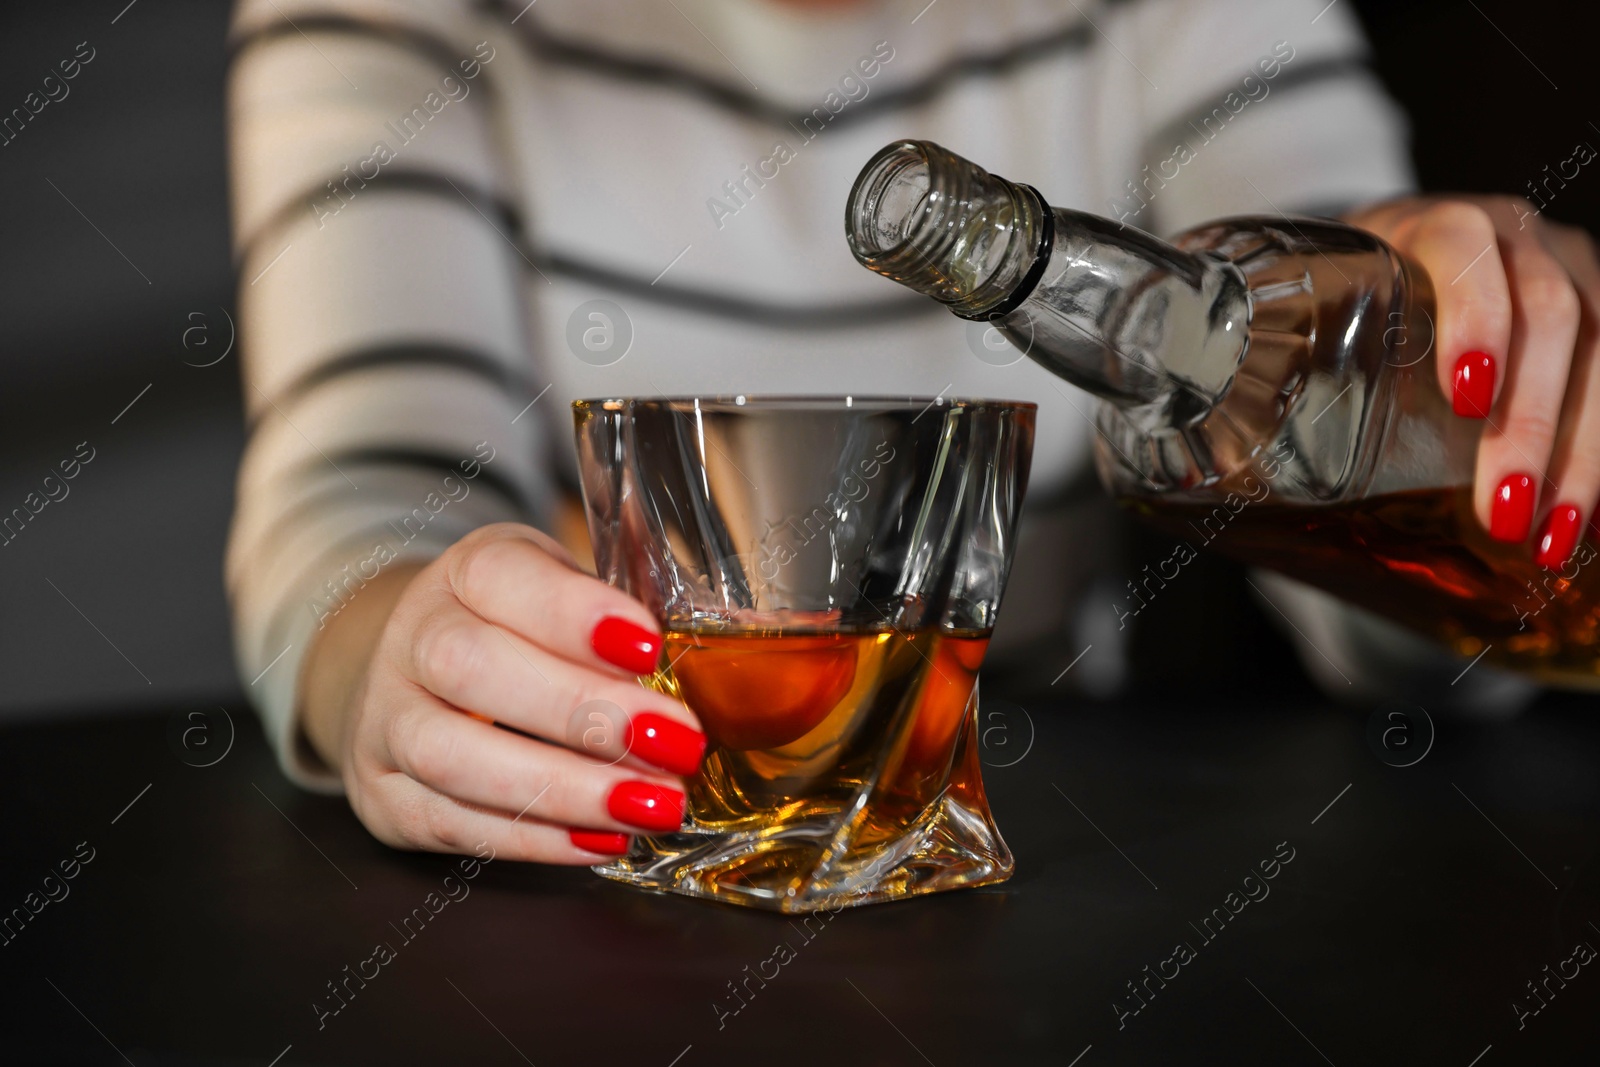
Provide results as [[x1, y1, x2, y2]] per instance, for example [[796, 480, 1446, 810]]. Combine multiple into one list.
[[845, 140, 1044, 317], [847, 143, 935, 259]]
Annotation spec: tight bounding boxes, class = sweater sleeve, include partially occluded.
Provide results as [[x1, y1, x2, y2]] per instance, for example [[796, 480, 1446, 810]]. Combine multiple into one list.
[[225, 0, 554, 791]]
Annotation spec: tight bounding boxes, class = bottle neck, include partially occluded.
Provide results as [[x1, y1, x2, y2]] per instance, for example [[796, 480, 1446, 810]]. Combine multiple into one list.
[[846, 140, 1250, 414], [845, 140, 1049, 318]]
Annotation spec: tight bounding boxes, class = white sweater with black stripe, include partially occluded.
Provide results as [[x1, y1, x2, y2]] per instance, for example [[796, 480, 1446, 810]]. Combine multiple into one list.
[[226, 0, 1425, 790]]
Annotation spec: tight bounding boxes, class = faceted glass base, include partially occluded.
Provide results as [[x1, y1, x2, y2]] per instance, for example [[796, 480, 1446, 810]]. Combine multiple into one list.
[[594, 703, 1014, 913]]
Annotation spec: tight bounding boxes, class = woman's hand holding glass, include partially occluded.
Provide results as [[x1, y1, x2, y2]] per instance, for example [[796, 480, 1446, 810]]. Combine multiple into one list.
[[300, 523, 705, 862]]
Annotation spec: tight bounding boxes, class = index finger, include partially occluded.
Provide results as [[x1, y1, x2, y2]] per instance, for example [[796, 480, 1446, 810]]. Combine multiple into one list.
[[1404, 201, 1514, 415], [446, 523, 665, 677]]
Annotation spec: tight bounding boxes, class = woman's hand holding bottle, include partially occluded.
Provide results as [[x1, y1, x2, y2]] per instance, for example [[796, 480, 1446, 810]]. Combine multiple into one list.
[[1347, 196, 1600, 567]]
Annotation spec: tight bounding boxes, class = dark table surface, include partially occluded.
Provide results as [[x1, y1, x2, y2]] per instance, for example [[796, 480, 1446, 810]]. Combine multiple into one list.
[[2, 691, 1598, 1066]]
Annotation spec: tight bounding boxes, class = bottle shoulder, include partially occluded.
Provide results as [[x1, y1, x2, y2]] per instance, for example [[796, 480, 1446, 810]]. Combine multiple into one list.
[[1098, 214, 1457, 502], [1172, 214, 1394, 261]]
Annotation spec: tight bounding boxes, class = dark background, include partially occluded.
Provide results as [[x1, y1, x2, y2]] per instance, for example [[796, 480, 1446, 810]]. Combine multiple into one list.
[[0, 0, 1596, 720]]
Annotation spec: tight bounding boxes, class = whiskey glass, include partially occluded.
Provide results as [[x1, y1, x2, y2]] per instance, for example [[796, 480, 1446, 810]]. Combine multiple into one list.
[[572, 396, 1035, 912]]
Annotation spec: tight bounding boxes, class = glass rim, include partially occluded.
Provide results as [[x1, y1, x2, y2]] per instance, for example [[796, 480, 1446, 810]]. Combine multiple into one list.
[[571, 394, 1038, 414]]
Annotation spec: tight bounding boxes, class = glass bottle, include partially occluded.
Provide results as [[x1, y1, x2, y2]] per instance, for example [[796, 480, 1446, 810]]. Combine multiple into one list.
[[845, 139, 1600, 687]]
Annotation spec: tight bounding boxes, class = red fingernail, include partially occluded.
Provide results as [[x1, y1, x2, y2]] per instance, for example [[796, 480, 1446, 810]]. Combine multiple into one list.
[[1535, 503, 1583, 568], [569, 828, 630, 855], [591, 616, 662, 674], [625, 712, 707, 776], [1452, 351, 1496, 418], [1489, 473, 1537, 542], [606, 780, 685, 833]]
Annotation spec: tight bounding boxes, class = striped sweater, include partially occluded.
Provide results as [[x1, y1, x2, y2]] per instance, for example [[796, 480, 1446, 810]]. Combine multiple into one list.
[[225, 0, 1417, 789]]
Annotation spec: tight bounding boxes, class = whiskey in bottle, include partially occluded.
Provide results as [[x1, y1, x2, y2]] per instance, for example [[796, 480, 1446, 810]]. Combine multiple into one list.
[[845, 140, 1600, 687]]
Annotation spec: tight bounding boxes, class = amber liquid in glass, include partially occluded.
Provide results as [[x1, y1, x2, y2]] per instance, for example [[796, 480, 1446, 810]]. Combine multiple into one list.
[[1132, 486, 1600, 687], [646, 628, 994, 843]]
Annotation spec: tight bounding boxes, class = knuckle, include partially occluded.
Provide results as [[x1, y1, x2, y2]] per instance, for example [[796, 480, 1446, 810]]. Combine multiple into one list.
[[382, 705, 420, 774], [1518, 269, 1581, 323], [1416, 201, 1496, 246], [385, 784, 464, 853], [345, 777, 383, 840], [528, 539, 577, 575], [481, 520, 535, 539], [452, 530, 532, 608], [452, 521, 529, 556], [384, 708, 448, 793], [1555, 434, 1600, 487], [390, 817, 425, 851], [403, 713, 462, 789], [414, 618, 484, 695], [1563, 460, 1600, 498], [529, 772, 580, 825], [420, 795, 464, 852], [1503, 408, 1560, 449], [384, 790, 430, 851], [382, 788, 449, 853], [547, 687, 594, 749]]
